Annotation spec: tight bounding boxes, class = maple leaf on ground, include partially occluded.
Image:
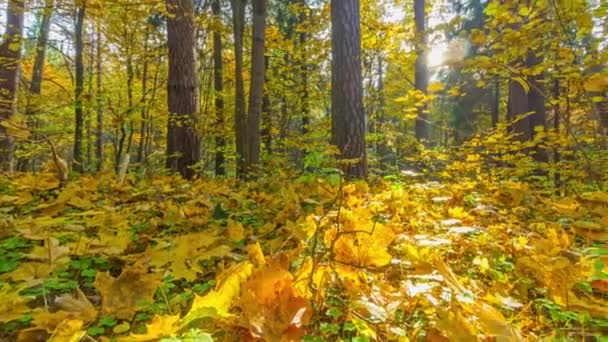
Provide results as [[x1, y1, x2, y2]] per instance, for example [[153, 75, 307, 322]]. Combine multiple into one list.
[[181, 261, 254, 328], [48, 319, 86, 342], [324, 209, 395, 268], [94, 264, 162, 320], [146, 231, 232, 281], [0, 285, 31, 323], [26, 237, 71, 271], [30, 288, 98, 333], [119, 314, 180, 342], [240, 260, 312, 341]]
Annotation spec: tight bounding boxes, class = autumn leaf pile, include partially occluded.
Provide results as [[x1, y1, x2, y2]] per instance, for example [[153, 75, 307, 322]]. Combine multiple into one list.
[[0, 171, 607, 341]]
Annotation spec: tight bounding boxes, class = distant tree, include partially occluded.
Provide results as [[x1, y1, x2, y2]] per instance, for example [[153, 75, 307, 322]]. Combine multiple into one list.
[[230, 0, 247, 177], [165, 0, 201, 179], [0, 0, 25, 171], [330, 0, 367, 178], [73, 1, 86, 173], [414, 0, 430, 142], [212, 0, 226, 176], [244, 0, 267, 173]]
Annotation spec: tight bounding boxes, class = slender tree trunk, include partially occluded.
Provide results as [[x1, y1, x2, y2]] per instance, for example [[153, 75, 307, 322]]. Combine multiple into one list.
[[28, 0, 54, 102], [491, 78, 500, 128], [212, 0, 226, 176], [231, 0, 247, 177], [553, 78, 561, 190], [137, 27, 150, 165], [527, 51, 548, 162], [165, 0, 201, 179], [261, 56, 272, 155], [330, 0, 367, 178], [95, 25, 103, 171], [20, 0, 54, 171], [73, 3, 86, 173], [414, 0, 430, 142], [0, 0, 25, 171], [244, 0, 266, 174], [299, 0, 309, 135]]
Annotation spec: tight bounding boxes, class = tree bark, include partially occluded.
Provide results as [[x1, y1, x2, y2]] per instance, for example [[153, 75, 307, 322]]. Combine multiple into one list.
[[0, 0, 25, 171], [95, 25, 103, 171], [414, 0, 430, 142], [28, 0, 54, 99], [244, 0, 266, 174], [73, 2, 86, 173], [330, 0, 367, 178], [165, 0, 201, 179], [231, 0, 247, 177], [527, 51, 548, 162], [212, 0, 226, 176]]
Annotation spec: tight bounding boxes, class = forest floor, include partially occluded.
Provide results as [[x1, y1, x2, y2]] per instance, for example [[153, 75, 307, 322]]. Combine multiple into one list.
[[0, 171, 607, 341]]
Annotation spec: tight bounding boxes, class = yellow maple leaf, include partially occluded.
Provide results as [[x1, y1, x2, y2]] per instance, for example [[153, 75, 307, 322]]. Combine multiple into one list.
[[324, 208, 395, 267], [240, 260, 312, 342], [181, 261, 254, 327], [120, 315, 180, 342], [94, 265, 162, 320], [0, 286, 31, 323], [48, 319, 86, 342]]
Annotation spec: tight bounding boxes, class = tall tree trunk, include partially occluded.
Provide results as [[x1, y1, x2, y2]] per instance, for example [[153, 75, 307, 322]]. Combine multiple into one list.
[[330, 0, 367, 179], [212, 0, 226, 176], [244, 0, 266, 174], [261, 56, 272, 155], [0, 0, 25, 171], [137, 27, 150, 165], [527, 51, 548, 162], [95, 25, 103, 171], [298, 0, 309, 166], [28, 0, 54, 101], [491, 78, 500, 128], [20, 0, 54, 171], [507, 77, 530, 141], [73, 3, 86, 173], [165, 0, 201, 179], [414, 0, 430, 142], [231, 0, 247, 177]]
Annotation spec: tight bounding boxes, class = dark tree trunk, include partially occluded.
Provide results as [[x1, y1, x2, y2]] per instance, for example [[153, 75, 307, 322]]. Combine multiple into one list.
[[299, 0, 309, 136], [231, 0, 247, 177], [491, 78, 500, 128], [261, 56, 272, 155], [244, 0, 266, 174], [527, 51, 548, 162], [73, 3, 86, 173], [28, 0, 54, 99], [507, 77, 531, 141], [165, 0, 201, 179], [95, 25, 103, 171], [330, 0, 367, 179], [0, 0, 25, 171], [414, 0, 430, 142], [212, 0, 226, 176], [137, 27, 150, 166]]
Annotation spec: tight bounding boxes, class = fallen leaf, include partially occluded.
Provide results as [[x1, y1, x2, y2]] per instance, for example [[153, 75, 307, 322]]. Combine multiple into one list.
[[120, 315, 180, 342], [94, 264, 162, 320]]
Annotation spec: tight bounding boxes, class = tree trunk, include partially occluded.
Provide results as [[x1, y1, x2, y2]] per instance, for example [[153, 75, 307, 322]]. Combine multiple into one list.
[[165, 0, 201, 179], [137, 27, 150, 166], [231, 0, 247, 177], [212, 0, 226, 176], [414, 0, 430, 142], [527, 51, 548, 162], [28, 0, 54, 100], [73, 3, 86, 173], [507, 76, 531, 141], [0, 0, 25, 171], [330, 0, 367, 179], [95, 25, 103, 171], [244, 0, 266, 174], [491, 78, 499, 128]]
